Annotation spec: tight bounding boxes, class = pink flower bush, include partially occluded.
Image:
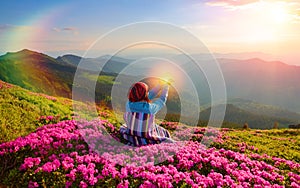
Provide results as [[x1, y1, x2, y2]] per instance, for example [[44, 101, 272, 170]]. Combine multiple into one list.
[[0, 119, 299, 187], [0, 81, 13, 89], [160, 122, 178, 131]]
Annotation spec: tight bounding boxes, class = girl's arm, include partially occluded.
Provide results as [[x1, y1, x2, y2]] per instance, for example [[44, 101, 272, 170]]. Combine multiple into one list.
[[149, 84, 169, 114], [159, 84, 169, 103], [148, 84, 161, 100]]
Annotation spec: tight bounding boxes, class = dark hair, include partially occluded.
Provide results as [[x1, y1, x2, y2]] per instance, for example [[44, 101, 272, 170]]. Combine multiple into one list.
[[128, 82, 150, 102]]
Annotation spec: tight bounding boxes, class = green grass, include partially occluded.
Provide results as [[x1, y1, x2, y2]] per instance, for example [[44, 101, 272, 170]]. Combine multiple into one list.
[[212, 128, 300, 163], [81, 72, 120, 85], [0, 80, 123, 143], [0, 81, 73, 143], [1, 79, 300, 165]]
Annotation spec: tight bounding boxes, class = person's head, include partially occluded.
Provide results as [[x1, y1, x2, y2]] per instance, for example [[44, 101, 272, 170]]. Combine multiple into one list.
[[128, 82, 150, 102]]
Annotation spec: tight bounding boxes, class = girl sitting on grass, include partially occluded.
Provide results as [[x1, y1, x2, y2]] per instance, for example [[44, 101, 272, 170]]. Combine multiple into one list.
[[120, 81, 174, 146]]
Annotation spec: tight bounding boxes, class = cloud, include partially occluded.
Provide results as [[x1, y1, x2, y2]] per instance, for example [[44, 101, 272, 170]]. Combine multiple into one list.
[[62, 27, 77, 31], [52, 27, 61, 32], [0, 24, 35, 36], [206, 0, 260, 8], [0, 24, 15, 30], [206, 0, 300, 9], [290, 6, 300, 22], [206, 0, 300, 22], [0, 24, 31, 31], [52, 27, 79, 35]]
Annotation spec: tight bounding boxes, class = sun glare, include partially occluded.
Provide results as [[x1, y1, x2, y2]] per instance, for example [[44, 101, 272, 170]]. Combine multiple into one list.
[[269, 3, 290, 24], [236, 2, 293, 43], [147, 60, 185, 90]]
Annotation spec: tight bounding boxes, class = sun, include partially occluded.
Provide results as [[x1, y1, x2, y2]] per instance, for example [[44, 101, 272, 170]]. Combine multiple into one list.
[[247, 1, 292, 25], [267, 2, 291, 24], [239, 2, 293, 43], [146, 59, 185, 90]]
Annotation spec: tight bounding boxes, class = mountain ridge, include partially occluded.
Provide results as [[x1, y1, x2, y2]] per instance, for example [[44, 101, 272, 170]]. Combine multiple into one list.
[[228, 98, 300, 121], [200, 103, 298, 129], [1, 49, 300, 127]]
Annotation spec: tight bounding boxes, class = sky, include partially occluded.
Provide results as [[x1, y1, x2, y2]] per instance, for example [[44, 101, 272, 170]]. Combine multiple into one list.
[[1, 0, 300, 65]]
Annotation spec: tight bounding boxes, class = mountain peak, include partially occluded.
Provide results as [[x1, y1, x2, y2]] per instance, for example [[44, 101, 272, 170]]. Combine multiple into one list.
[[1, 49, 54, 61], [3, 49, 42, 57], [6, 49, 37, 55], [56, 54, 82, 66], [19, 49, 34, 53]]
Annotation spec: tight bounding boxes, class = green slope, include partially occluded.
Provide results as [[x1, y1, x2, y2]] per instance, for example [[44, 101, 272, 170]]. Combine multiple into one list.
[[0, 49, 74, 98], [0, 49, 128, 105], [0, 80, 73, 143]]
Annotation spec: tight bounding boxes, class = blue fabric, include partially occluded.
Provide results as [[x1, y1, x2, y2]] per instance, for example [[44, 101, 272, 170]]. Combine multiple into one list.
[[126, 84, 169, 114], [121, 84, 174, 146], [148, 84, 160, 100]]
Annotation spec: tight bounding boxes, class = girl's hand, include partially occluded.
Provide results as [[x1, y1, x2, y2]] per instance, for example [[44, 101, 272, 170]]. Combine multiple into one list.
[[165, 78, 174, 85], [160, 78, 173, 86]]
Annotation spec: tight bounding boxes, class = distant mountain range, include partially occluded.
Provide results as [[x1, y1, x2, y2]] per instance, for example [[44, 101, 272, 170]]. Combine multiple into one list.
[[0, 49, 300, 128], [173, 55, 300, 113], [220, 58, 300, 112], [228, 98, 300, 121], [200, 103, 299, 129], [56, 54, 133, 73], [213, 52, 281, 62]]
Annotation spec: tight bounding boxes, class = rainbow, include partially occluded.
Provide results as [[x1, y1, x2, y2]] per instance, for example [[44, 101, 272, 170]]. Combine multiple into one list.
[[3, 2, 73, 53], [0, 3, 76, 98]]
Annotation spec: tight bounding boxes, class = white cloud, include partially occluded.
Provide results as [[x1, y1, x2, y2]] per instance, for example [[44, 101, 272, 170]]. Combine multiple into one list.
[[206, 0, 260, 9], [0, 24, 15, 30], [0, 24, 32, 32], [52, 27, 79, 35], [52, 27, 61, 32], [206, 0, 300, 22]]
